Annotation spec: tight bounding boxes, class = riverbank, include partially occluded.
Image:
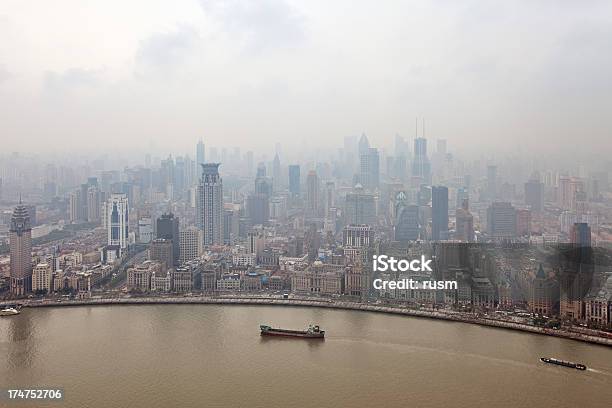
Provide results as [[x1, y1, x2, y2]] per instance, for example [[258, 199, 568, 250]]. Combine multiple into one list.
[[21, 295, 612, 347]]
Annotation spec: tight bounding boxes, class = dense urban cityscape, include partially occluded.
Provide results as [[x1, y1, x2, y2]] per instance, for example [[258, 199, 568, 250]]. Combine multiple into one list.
[[1, 131, 611, 341], [3, 2, 612, 407]]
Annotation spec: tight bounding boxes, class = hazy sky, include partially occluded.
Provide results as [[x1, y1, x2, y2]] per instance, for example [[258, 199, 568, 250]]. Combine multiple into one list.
[[1, 0, 611, 157]]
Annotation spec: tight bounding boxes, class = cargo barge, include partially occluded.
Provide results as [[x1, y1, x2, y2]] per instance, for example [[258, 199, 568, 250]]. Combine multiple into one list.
[[260, 324, 325, 339], [540, 357, 586, 370]]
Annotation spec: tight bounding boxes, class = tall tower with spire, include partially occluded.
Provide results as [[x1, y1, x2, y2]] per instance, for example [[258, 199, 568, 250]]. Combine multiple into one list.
[[9, 199, 33, 296]]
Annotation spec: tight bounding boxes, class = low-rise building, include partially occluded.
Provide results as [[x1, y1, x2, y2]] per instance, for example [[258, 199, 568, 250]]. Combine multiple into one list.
[[127, 261, 161, 292], [217, 274, 241, 292], [172, 267, 193, 292]]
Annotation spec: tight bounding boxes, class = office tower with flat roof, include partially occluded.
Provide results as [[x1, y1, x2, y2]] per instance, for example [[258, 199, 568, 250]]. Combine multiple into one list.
[[289, 165, 300, 197], [106, 193, 129, 253], [343, 224, 372, 248], [32, 263, 52, 293], [180, 227, 203, 263], [345, 185, 376, 227], [149, 239, 173, 271], [412, 137, 431, 184], [157, 213, 180, 266], [138, 216, 153, 244], [247, 193, 269, 226], [432, 186, 449, 240], [570, 222, 591, 247], [487, 201, 517, 239], [525, 178, 544, 212], [516, 208, 531, 236], [197, 163, 223, 246], [306, 170, 320, 216], [9, 200, 33, 295]]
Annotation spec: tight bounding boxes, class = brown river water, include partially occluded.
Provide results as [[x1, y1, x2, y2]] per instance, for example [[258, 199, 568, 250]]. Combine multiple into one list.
[[1, 305, 611, 407]]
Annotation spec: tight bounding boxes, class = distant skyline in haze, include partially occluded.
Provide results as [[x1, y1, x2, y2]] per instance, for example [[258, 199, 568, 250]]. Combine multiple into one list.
[[1, 0, 611, 156]]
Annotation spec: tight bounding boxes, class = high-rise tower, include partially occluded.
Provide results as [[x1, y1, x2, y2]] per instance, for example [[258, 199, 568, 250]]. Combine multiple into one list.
[[360, 148, 380, 189], [431, 186, 449, 240], [288, 165, 300, 197], [197, 163, 223, 245], [412, 137, 431, 184], [197, 139, 205, 168], [306, 170, 320, 216], [9, 200, 32, 295], [106, 193, 129, 254], [157, 213, 180, 266]]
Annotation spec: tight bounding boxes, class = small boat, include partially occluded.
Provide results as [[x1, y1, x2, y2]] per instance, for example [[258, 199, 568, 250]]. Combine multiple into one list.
[[540, 357, 586, 371], [0, 307, 21, 317], [260, 324, 325, 339]]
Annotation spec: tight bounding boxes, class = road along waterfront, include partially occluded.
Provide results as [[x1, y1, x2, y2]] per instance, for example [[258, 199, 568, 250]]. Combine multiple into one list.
[[21, 294, 612, 347]]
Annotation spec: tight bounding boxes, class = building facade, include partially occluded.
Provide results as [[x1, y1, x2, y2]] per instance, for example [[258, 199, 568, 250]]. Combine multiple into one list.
[[9, 201, 33, 295], [197, 163, 223, 245]]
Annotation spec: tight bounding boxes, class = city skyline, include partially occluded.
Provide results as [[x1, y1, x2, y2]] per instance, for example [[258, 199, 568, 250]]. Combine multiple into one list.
[[1, 1, 612, 155], [2, 3, 612, 407]]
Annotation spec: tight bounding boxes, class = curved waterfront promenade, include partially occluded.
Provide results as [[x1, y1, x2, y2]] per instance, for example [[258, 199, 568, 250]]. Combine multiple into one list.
[[21, 295, 612, 347]]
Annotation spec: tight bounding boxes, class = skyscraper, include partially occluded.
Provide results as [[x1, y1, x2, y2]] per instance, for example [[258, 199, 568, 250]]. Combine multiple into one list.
[[106, 193, 129, 254], [86, 184, 101, 223], [525, 178, 544, 212], [431, 186, 449, 240], [289, 164, 300, 197], [487, 201, 516, 239], [197, 139, 205, 168], [412, 137, 431, 183], [272, 153, 281, 191], [395, 197, 420, 241], [247, 193, 269, 226], [149, 239, 174, 271], [456, 187, 469, 209], [306, 170, 320, 216], [358, 133, 370, 156], [197, 163, 223, 245], [157, 213, 180, 266], [343, 224, 373, 247], [570, 222, 591, 247], [455, 199, 474, 242], [180, 227, 203, 264], [9, 200, 32, 295], [360, 147, 380, 189], [345, 185, 376, 226], [516, 208, 531, 236]]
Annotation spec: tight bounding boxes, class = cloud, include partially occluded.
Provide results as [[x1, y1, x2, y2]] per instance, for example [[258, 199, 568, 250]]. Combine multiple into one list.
[[199, 0, 306, 52], [136, 25, 201, 68], [43, 68, 104, 94]]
